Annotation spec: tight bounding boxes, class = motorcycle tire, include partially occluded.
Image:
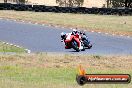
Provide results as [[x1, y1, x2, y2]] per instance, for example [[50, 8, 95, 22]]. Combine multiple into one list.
[[71, 41, 80, 52], [88, 43, 92, 49], [83, 40, 92, 49]]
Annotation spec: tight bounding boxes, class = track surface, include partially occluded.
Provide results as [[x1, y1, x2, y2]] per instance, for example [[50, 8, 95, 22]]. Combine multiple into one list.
[[0, 19, 132, 55]]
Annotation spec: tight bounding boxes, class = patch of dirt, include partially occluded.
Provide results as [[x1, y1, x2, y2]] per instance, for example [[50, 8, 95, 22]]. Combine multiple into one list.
[[0, 54, 132, 71]]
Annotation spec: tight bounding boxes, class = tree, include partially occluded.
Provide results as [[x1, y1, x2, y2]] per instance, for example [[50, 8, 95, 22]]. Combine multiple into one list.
[[4, 0, 7, 3], [16, 0, 25, 4], [108, 0, 132, 7], [56, 0, 84, 7], [106, 0, 113, 8], [124, 0, 132, 7]]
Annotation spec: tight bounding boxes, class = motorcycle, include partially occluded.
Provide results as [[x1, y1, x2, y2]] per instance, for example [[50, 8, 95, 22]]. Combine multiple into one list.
[[63, 34, 85, 52]]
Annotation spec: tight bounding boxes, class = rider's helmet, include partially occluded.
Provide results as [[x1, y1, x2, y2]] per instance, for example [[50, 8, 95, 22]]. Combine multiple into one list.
[[72, 29, 78, 35], [79, 31, 83, 35], [61, 32, 66, 39], [80, 31, 86, 35]]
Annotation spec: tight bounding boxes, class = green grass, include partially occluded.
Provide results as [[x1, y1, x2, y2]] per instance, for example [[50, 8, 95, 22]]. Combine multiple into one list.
[[0, 66, 131, 88], [0, 54, 131, 88], [0, 41, 26, 53], [0, 10, 132, 36]]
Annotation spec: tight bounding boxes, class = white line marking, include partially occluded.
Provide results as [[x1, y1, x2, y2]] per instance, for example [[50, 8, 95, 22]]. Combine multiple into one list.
[[25, 49, 31, 53], [25, 49, 28, 51], [14, 45, 17, 47], [6, 43, 9, 45], [105, 33, 108, 35], [42, 24, 45, 26], [127, 36, 130, 38], [27, 50, 31, 54], [35, 23, 39, 25], [10, 44, 13, 46], [28, 22, 31, 24], [16, 45, 20, 48], [55, 26, 58, 28], [0, 41, 31, 54], [3, 42, 6, 44]]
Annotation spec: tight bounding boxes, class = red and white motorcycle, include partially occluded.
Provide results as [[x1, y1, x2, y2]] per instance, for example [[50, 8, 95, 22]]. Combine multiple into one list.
[[61, 33, 85, 52]]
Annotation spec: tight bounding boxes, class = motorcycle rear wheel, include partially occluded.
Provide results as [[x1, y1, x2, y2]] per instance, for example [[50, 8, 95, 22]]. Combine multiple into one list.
[[83, 40, 92, 49]]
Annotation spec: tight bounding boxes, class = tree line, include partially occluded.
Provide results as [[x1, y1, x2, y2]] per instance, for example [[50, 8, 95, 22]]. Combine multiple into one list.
[[3, 0, 132, 8], [106, 0, 132, 8], [56, 0, 132, 8], [4, 0, 26, 4]]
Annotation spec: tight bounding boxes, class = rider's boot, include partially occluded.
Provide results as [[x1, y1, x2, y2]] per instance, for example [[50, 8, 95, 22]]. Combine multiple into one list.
[[79, 42, 83, 50]]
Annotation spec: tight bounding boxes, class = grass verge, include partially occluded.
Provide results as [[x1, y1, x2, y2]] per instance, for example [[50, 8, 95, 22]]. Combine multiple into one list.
[[0, 41, 26, 53], [0, 53, 131, 88], [0, 10, 132, 36]]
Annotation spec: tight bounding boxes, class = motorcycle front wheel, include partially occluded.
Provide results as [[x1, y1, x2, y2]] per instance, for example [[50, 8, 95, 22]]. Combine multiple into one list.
[[71, 41, 80, 52]]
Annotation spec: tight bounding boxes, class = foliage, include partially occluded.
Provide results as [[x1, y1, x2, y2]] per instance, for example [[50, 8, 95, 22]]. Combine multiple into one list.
[[56, 0, 84, 7], [106, 0, 132, 8]]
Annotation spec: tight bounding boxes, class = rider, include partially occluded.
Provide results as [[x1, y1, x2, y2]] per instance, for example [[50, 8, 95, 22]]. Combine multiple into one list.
[[79, 31, 89, 42], [61, 32, 72, 49], [61, 32, 67, 42], [72, 28, 81, 38], [72, 28, 91, 48], [61, 31, 83, 50], [72, 28, 78, 35]]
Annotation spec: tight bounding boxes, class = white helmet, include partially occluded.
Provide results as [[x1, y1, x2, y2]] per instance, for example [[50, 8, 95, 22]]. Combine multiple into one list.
[[73, 29, 77, 32], [72, 29, 78, 35], [61, 32, 66, 36], [61, 32, 66, 39]]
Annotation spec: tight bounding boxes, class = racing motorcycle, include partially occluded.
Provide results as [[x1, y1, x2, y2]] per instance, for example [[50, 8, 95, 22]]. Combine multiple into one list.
[[63, 34, 85, 52]]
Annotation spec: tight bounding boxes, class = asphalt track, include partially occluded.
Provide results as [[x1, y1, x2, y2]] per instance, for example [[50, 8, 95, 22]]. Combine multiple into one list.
[[0, 19, 132, 55]]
